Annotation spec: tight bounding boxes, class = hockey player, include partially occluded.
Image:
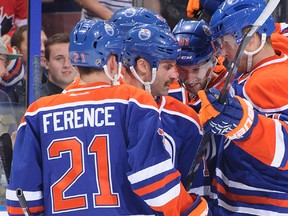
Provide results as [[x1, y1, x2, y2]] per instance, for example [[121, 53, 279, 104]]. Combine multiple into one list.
[[196, 0, 288, 215], [6, 19, 208, 216], [171, 19, 228, 113], [121, 23, 211, 212], [170, 19, 228, 200]]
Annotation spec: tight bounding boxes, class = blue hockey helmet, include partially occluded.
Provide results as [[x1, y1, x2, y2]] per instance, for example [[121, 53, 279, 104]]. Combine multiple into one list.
[[69, 19, 124, 69], [172, 19, 214, 66], [110, 7, 170, 34], [122, 24, 180, 70], [210, 0, 275, 44]]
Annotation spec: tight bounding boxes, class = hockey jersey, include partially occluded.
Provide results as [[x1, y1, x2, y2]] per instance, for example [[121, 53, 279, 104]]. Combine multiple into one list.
[[6, 81, 208, 216], [157, 95, 222, 207], [271, 22, 288, 55], [167, 67, 229, 201], [0, 0, 27, 37], [156, 96, 203, 188], [210, 50, 288, 215]]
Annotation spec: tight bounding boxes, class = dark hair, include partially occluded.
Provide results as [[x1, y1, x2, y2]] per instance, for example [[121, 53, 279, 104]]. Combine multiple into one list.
[[10, 25, 28, 49], [44, 33, 70, 60], [11, 25, 47, 49]]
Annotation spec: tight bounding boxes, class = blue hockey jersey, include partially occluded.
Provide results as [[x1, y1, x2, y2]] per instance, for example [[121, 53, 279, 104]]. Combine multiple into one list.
[[210, 50, 288, 215], [6, 82, 207, 216]]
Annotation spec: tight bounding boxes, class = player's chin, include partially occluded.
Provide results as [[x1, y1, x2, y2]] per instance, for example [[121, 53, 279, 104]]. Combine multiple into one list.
[[186, 83, 200, 92], [62, 75, 75, 84], [62, 71, 74, 77], [161, 86, 170, 96]]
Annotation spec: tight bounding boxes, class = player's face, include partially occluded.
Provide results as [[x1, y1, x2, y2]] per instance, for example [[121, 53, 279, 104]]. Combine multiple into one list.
[[219, 34, 238, 61], [151, 60, 177, 96], [0, 54, 8, 82], [219, 34, 248, 73], [177, 59, 214, 97], [44, 43, 77, 89]]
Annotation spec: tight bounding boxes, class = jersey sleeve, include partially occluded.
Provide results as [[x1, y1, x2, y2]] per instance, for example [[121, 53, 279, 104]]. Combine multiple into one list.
[[236, 59, 288, 169], [234, 114, 288, 169]]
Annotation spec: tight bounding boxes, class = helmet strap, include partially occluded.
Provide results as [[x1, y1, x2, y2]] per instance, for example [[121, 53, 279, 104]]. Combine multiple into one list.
[[103, 63, 121, 86], [244, 33, 266, 72], [130, 66, 157, 93], [114, 62, 122, 86]]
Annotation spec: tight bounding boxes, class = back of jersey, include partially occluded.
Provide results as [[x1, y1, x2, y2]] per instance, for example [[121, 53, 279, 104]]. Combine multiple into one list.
[[6, 82, 171, 215]]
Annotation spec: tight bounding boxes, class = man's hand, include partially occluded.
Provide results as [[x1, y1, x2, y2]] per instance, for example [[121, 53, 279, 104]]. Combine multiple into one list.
[[198, 88, 257, 140]]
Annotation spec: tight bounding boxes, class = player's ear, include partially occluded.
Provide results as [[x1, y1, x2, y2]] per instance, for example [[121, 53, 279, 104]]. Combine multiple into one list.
[[43, 57, 49, 70], [135, 58, 151, 81], [107, 54, 117, 76], [245, 33, 261, 52]]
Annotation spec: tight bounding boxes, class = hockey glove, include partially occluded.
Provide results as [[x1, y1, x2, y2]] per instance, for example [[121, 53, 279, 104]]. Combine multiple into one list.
[[186, 0, 200, 17], [198, 88, 257, 140], [187, 0, 224, 18]]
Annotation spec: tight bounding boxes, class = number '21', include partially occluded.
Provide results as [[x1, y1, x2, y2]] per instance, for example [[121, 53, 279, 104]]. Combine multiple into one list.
[[72, 52, 86, 63], [48, 135, 119, 213]]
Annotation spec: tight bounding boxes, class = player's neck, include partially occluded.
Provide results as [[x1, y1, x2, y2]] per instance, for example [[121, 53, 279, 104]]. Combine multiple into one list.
[[79, 71, 112, 85], [123, 70, 144, 90]]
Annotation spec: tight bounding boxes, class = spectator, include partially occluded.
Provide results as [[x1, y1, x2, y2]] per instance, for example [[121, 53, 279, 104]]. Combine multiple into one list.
[[74, 0, 160, 20], [6, 19, 208, 216], [0, 40, 19, 200], [8, 25, 48, 123], [10, 25, 48, 71], [0, 0, 28, 44], [40, 32, 77, 98], [0, 39, 20, 135], [0, 44, 25, 94]]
